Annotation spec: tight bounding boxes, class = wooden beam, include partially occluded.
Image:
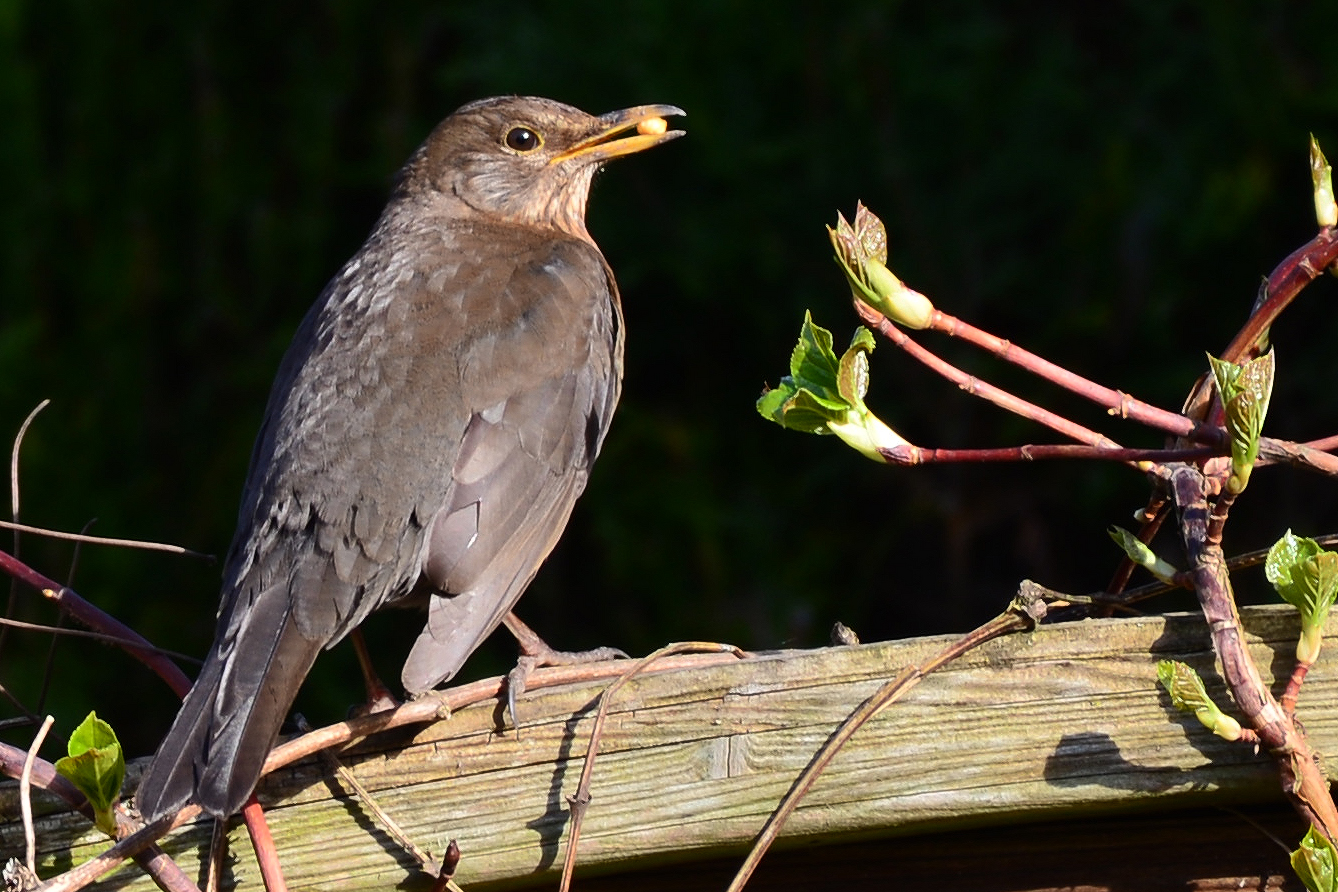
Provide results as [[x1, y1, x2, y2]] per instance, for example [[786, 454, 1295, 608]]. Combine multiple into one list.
[[5, 605, 1334, 889]]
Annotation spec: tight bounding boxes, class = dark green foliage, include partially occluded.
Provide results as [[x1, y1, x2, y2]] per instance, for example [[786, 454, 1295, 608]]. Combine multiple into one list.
[[2, 3, 1338, 758]]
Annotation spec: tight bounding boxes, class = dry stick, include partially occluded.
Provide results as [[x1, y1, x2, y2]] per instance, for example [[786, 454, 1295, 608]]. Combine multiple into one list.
[[1, 400, 49, 668], [558, 643, 749, 892], [725, 602, 1041, 892], [22, 715, 55, 874], [206, 820, 225, 892], [0, 616, 201, 663], [1168, 466, 1338, 841], [9, 400, 49, 545], [0, 741, 200, 892], [0, 519, 211, 559]]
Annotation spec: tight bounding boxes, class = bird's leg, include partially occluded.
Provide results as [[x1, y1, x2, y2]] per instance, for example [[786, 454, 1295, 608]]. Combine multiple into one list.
[[350, 627, 399, 714], [501, 612, 627, 729]]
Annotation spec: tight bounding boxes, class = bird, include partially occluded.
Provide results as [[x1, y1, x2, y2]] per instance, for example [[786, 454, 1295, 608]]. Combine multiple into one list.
[[134, 96, 684, 821]]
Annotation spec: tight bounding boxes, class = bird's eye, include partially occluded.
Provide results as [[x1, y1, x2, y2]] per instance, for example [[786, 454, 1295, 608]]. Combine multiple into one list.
[[504, 126, 542, 152]]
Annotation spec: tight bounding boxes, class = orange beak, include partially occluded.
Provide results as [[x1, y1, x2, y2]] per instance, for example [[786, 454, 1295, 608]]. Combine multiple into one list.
[[552, 104, 686, 164]]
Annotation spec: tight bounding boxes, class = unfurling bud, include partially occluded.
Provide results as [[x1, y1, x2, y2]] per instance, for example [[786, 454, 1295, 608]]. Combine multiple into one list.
[[1312, 134, 1336, 229], [829, 204, 936, 330], [1156, 660, 1243, 741], [863, 257, 935, 330], [1109, 526, 1180, 584]]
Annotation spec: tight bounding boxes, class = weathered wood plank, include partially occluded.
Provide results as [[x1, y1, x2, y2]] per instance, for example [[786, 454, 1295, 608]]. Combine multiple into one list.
[[4, 605, 1334, 889]]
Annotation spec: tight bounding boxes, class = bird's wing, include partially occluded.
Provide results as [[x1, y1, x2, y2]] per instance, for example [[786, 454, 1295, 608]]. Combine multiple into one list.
[[400, 230, 622, 692]]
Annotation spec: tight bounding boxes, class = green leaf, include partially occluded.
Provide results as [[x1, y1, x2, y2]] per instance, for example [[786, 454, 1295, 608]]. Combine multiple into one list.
[[758, 311, 850, 433], [1266, 530, 1338, 614], [837, 327, 876, 404], [1265, 530, 1338, 663], [757, 312, 907, 461], [53, 711, 124, 836], [1293, 826, 1338, 892], [789, 311, 840, 390]]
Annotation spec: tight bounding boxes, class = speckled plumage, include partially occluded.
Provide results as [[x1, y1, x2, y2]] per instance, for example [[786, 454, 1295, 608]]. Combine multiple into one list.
[[135, 96, 683, 821]]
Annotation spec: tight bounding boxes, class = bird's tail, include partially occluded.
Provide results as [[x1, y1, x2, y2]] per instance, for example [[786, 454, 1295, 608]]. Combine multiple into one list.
[[134, 606, 323, 821]]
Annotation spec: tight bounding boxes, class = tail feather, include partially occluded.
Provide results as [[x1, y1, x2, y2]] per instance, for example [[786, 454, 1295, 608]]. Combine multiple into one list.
[[135, 599, 324, 821]]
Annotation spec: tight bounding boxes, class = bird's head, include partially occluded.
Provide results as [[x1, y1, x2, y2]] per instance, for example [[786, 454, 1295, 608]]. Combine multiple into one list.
[[398, 96, 685, 242]]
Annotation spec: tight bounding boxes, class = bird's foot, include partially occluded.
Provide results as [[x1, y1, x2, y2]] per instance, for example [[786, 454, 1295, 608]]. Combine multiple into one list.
[[501, 612, 627, 732]]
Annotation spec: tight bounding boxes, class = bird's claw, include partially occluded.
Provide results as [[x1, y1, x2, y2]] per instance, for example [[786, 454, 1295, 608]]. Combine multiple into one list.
[[502, 646, 630, 733]]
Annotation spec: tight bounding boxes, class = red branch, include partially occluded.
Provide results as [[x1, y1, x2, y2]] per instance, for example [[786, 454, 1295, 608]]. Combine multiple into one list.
[[0, 549, 191, 698]]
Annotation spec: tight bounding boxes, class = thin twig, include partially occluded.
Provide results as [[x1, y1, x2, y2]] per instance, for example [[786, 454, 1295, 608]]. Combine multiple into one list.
[[239, 796, 287, 892], [36, 522, 91, 720], [10, 399, 48, 553], [931, 310, 1221, 444], [0, 519, 211, 559], [559, 643, 748, 892], [726, 603, 1040, 892], [1091, 531, 1338, 608], [854, 301, 1126, 451], [1, 399, 49, 670], [881, 443, 1218, 465], [0, 616, 202, 664], [22, 715, 55, 874], [1258, 436, 1338, 476], [0, 551, 191, 698], [32, 806, 200, 892], [1220, 226, 1338, 364]]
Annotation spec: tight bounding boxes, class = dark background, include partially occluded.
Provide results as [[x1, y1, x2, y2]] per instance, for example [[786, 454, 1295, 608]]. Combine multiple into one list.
[[3, 3, 1337, 759]]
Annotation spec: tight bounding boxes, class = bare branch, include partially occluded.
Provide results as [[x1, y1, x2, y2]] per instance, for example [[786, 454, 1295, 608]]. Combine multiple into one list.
[[0, 519, 211, 559], [22, 715, 54, 875]]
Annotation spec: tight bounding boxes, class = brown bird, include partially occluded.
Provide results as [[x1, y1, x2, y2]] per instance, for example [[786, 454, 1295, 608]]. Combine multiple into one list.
[[135, 96, 684, 821]]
